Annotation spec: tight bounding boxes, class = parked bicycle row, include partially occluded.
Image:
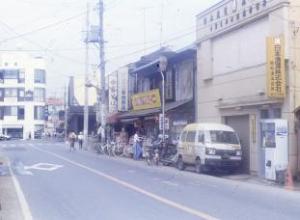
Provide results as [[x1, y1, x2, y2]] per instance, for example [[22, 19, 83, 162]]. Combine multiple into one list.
[[66, 123, 244, 175]]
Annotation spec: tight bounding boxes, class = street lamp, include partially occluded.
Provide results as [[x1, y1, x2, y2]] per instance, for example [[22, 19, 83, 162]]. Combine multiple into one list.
[[158, 56, 167, 147]]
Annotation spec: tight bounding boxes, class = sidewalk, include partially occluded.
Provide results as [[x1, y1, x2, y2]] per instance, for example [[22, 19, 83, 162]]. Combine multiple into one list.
[[223, 173, 300, 191], [84, 141, 300, 192], [0, 155, 24, 220]]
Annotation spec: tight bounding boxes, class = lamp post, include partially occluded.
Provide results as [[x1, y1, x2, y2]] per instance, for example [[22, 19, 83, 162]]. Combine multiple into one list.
[[159, 56, 167, 147]]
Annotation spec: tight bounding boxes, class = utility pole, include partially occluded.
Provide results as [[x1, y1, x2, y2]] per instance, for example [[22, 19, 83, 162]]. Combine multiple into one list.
[[84, 2, 90, 149], [64, 84, 68, 140], [99, 0, 106, 143]]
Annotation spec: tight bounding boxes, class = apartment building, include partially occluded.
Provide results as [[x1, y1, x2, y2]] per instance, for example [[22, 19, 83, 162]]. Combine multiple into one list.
[[0, 52, 46, 139]]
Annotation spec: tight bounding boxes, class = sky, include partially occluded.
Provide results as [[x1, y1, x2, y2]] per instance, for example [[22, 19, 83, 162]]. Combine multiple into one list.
[[0, 0, 219, 97]]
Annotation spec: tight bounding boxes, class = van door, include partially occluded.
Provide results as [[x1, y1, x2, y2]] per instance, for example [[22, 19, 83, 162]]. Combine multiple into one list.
[[195, 130, 205, 162], [185, 131, 196, 163], [179, 131, 188, 162]]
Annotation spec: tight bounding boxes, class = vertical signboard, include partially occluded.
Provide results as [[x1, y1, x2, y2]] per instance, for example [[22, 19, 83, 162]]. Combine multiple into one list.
[[108, 72, 118, 113], [117, 67, 129, 112], [266, 36, 286, 98]]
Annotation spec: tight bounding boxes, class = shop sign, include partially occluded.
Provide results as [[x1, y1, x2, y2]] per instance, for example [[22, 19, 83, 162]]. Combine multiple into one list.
[[266, 36, 286, 98], [159, 114, 169, 130], [132, 89, 161, 111], [108, 72, 118, 113], [117, 67, 129, 112]]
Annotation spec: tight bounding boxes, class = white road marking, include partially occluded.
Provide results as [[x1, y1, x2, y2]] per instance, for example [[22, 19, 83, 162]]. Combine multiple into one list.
[[24, 163, 63, 171], [127, 169, 136, 173], [32, 146, 219, 220], [162, 180, 179, 187], [8, 161, 33, 220]]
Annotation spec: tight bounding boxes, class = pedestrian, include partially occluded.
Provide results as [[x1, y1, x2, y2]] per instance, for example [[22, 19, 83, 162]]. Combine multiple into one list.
[[78, 131, 83, 150], [133, 131, 142, 160], [68, 131, 77, 151], [97, 125, 105, 144]]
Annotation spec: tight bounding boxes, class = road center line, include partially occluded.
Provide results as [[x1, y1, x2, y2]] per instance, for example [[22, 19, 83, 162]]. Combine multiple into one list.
[[32, 146, 219, 220]]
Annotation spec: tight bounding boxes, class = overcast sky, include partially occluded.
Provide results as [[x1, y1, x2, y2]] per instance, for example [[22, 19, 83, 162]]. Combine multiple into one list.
[[0, 0, 219, 97]]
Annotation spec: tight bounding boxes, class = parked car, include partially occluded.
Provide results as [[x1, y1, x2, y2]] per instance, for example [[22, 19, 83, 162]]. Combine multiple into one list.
[[176, 123, 242, 173], [0, 134, 11, 141]]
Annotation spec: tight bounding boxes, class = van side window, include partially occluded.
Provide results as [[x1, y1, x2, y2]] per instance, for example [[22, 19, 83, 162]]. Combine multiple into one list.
[[180, 131, 187, 142], [198, 131, 205, 143], [186, 131, 196, 142]]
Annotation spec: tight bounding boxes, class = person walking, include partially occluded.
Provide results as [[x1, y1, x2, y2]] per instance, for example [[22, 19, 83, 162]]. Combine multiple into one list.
[[68, 131, 77, 152], [78, 131, 83, 150], [133, 131, 142, 160]]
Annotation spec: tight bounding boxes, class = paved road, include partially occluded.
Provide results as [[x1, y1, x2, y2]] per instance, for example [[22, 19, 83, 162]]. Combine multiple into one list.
[[1, 140, 300, 220]]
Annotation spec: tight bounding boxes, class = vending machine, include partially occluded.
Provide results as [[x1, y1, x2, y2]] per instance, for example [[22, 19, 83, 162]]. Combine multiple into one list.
[[261, 119, 288, 181]]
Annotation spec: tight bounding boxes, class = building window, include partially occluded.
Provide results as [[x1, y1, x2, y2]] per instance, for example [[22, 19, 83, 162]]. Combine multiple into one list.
[[34, 106, 45, 120], [18, 89, 25, 101], [236, 13, 240, 20], [0, 89, 4, 101], [203, 17, 207, 25], [34, 69, 46, 83], [220, 21, 223, 27], [210, 15, 213, 21], [256, 3, 260, 11], [262, 0, 267, 7], [18, 69, 25, 83], [215, 23, 218, 30], [217, 11, 220, 19], [230, 16, 234, 22], [272, 108, 281, 118], [0, 107, 4, 119], [224, 7, 228, 15], [5, 88, 18, 97], [3, 69, 19, 79], [17, 106, 25, 120], [225, 19, 228, 25], [242, 0, 246, 6], [4, 106, 18, 116], [34, 88, 45, 102], [243, 10, 247, 17], [165, 70, 174, 101], [260, 110, 269, 119], [0, 71, 4, 83], [249, 6, 253, 14]]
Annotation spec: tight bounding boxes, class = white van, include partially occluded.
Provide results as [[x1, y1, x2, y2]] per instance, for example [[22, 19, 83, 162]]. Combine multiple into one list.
[[176, 123, 242, 173]]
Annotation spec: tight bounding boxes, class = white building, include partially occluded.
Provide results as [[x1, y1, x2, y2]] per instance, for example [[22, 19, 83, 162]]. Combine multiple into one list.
[[196, 0, 300, 176], [0, 52, 46, 139]]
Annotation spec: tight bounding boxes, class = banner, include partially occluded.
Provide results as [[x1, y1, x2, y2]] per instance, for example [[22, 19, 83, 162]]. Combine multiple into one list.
[[117, 67, 129, 112], [108, 72, 118, 113], [132, 89, 161, 111], [266, 36, 286, 98]]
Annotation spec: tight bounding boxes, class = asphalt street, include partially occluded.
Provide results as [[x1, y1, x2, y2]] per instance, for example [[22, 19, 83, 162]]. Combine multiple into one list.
[[1, 140, 300, 220]]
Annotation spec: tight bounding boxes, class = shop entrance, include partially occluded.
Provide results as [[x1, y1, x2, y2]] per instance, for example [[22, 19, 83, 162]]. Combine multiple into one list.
[[225, 115, 250, 173]]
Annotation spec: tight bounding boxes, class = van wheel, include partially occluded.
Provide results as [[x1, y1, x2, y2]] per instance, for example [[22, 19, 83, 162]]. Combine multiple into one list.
[[195, 158, 202, 174], [177, 157, 185, 171]]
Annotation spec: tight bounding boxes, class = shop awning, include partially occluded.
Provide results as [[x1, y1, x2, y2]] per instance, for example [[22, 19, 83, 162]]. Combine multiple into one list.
[[2, 125, 23, 129], [106, 112, 120, 124], [119, 99, 192, 120]]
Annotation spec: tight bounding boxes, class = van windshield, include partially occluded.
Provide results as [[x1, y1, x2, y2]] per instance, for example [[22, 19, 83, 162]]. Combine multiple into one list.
[[210, 130, 239, 145]]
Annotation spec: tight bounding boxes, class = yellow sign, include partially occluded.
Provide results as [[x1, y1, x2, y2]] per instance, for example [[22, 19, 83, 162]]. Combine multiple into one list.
[[266, 36, 286, 98], [132, 89, 161, 110]]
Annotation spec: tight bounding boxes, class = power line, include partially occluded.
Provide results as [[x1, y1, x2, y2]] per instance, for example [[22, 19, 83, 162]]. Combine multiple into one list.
[[0, 11, 86, 44]]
